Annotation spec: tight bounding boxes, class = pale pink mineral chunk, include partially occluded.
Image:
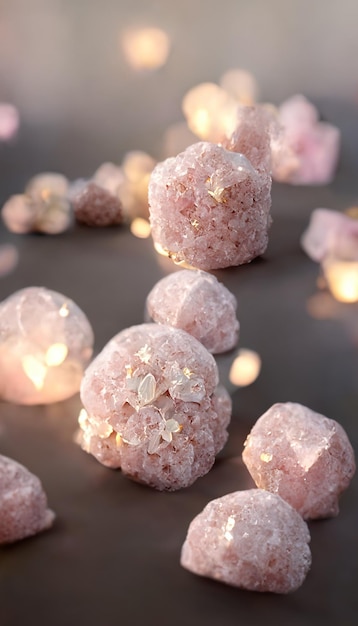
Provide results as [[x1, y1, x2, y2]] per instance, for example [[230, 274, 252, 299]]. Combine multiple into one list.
[[72, 181, 123, 227], [0, 103, 19, 141], [2, 172, 71, 235], [242, 402, 356, 519], [0, 454, 55, 544], [272, 95, 341, 185], [78, 323, 231, 490], [181, 489, 311, 593], [146, 269, 239, 353], [149, 141, 272, 270], [301, 208, 358, 262], [0, 287, 94, 404]]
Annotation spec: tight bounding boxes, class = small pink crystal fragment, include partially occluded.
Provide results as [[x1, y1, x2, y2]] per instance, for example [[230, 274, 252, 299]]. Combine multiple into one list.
[[301, 208, 358, 262], [149, 141, 272, 270], [242, 402, 356, 519], [146, 269, 239, 353], [0, 103, 19, 141], [78, 323, 231, 490], [0, 287, 94, 404], [272, 95, 340, 185], [2, 172, 71, 235], [0, 454, 54, 544], [181, 489, 311, 593], [72, 181, 123, 227]]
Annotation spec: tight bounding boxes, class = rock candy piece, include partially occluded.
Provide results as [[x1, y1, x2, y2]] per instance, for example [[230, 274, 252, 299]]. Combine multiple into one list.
[[0, 103, 19, 141], [301, 208, 358, 262], [242, 402, 356, 519], [181, 489, 311, 593], [72, 181, 123, 227], [0, 454, 55, 544], [2, 172, 72, 235], [146, 269, 239, 353], [0, 287, 94, 404], [149, 142, 272, 270], [272, 95, 341, 185], [78, 323, 231, 490], [222, 104, 273, 173]]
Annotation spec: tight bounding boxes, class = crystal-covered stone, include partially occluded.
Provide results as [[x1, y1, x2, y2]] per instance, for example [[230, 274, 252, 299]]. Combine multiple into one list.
[[146, 269, 239, 353], [0, 287, 94, 404], [71, 181, 123, 227], [181, 489, 311, 593], [0, 454, 55, 544], [301, 208, 358, 262], [78, 323, 231, 490], [149, 142, 272, 270], [242, 402, 356, 519]]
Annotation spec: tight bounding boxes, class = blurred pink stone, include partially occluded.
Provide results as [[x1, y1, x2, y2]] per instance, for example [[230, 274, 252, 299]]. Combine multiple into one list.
[[301, 208, 358, 262], [242, 402, 356, 519], [78, 323, 231, 490], [223, 104, 273, 173], [146, 269, 239, 353], [272, 95, 340, 185], [181, 489, 311, 593], [0, 103, 19, 141], [149, 141, 272, 270], [0, 243, 19, 277], [0, 454, 55, 544], [72, 181, 123, 227]]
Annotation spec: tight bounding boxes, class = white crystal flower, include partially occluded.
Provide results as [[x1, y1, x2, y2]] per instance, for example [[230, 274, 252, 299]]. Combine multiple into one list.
[[147, 416, 182, 455]]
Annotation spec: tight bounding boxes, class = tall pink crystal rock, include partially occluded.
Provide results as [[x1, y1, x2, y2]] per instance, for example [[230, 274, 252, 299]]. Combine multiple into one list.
[[149, 141, 272, 270], [272, 95, 340, 185], [301, 208, 358, 262], [0, 287, 94, 404], [78, 323, 231, 490], [146, 269, 239, 353], [0, 454, 55, 544], [181, 489, 311, 593], [242, 402, 356, 519]]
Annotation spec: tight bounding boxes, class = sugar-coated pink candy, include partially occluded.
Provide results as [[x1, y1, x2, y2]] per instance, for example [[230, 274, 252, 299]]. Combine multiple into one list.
[[301, 208, 358, 262], [181, 489, 311, 593], [272, 95, 340, 185], [149, 142, 272, 270], [0, 454, 55, 544], [242, 402, 356, 519], [146, 270, 239, 353], [78, 324, 231, 490]]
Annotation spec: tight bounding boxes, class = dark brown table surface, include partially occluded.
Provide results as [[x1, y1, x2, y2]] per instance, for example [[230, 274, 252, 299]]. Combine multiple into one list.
[[0, 103, 358, 626]]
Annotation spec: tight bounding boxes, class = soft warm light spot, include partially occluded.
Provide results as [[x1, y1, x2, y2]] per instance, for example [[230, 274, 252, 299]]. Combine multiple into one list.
[[191, 108, 211, 138], [323, 259, 358, 303], [130, 218, 151, 238], [224, 515, 236, 542], [78, 408, 88, 428], [229, 348, 261, 387], [344, 206, 358, 219], [22, 355, 47, 390], [59, 303, 70, 317], [45, 343, 68, 367], [260, 452, 273, 463], [121, 27, 170, 70], [154, 241, 170, 257]]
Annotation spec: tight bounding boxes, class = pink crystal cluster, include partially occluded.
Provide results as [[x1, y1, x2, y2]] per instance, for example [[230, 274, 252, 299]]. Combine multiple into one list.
[[146, 270, 239, 354], [0, 454, 54, 544], [0, 287, 94, 404], [181, 489, 311, 593], [301, 208, 358, 263], [149, 140, 272, 270], [78, 323, 231, 490], [242, 402, 356, 519]]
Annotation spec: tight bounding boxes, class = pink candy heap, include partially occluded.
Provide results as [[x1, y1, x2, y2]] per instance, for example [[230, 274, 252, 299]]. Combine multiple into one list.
[[78, 323, 231, 490]]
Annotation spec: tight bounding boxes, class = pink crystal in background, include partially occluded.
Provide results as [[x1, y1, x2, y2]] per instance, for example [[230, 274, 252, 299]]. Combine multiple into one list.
[[149, 141, 272, 270], [78, 323, 231, 490], [0, 454, 55, 544], [146, 269, 239, 353], [0, 103, 19, 141], [71, 181, 123, 227], [272, 95, 341, 185], [181, 489, 311, 593], [301, 208, 358, 262], [242, 402, 356, 519], [0, 287, 94, 404]]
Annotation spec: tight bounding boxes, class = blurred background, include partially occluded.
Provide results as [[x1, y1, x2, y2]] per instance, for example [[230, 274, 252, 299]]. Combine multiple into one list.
[[1, 0, 358, 184]]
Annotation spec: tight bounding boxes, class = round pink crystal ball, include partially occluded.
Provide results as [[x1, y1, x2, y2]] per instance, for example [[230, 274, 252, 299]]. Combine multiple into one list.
[[148, 141, 272, 270], [79, 323, 231, 490], [0, 287, 94, 404], [242, 402, 356, 519], [0, 454, 55, 544], [181, 489, 311, 593], [146, 269, 239, 353]]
